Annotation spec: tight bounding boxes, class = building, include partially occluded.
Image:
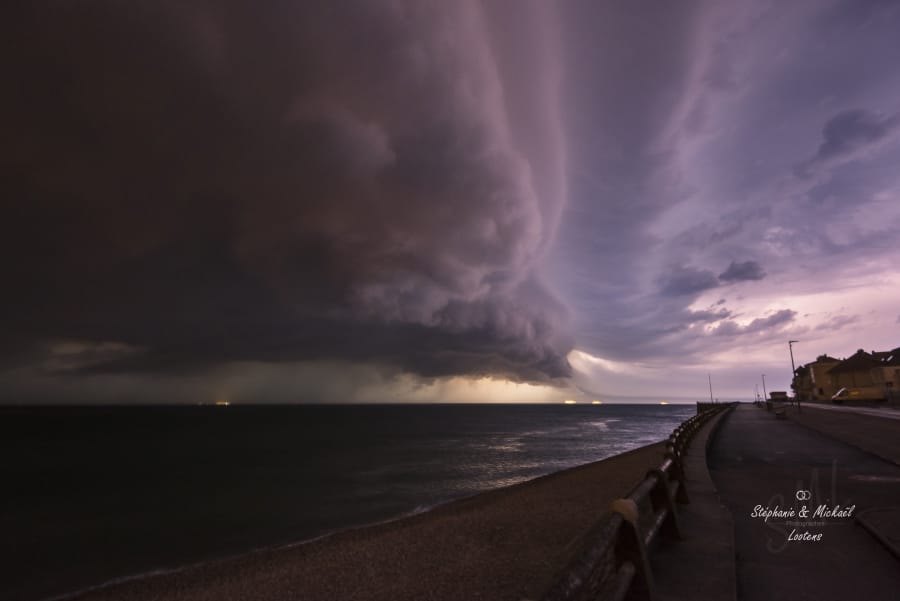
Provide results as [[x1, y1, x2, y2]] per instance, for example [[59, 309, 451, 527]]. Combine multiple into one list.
[[828, 349, 880, 391], [872, 347, 900, 402], [792, 348, 900, 403], [792, 364, 811, 400], [794, 355, 840, 401]]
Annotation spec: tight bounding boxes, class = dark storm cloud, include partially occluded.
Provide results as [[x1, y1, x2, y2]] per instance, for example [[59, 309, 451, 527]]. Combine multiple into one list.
[[0, 1, 571, 383], [6, 0, 900, 404], [543, 1, 725, 364], [815, 109, 897, 161], [797, 109, 900, 177], [718, 260, 765, 282], [658, 266, 720, 297], [685, 308, 732, 323]]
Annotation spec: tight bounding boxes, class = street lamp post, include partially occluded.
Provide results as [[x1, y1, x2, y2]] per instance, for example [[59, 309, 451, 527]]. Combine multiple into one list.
[[789, 340, 799, 413], [762, 374, 768, 402]]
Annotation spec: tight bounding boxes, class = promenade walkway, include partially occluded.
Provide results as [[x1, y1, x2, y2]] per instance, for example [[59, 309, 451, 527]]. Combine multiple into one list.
[[650, 406, 736, 601], [709, 404, 900, 601]]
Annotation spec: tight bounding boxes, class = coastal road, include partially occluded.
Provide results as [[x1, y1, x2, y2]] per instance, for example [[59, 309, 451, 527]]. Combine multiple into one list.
[[800, 402, 900, 421], [708, 404, 900, 601]]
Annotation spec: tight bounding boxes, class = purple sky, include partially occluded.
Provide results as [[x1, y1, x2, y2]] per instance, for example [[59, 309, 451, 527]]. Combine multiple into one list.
[[2, 1, 899, 403]]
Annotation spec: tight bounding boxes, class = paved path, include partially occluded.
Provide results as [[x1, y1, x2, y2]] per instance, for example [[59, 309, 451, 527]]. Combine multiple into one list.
[[709, 404, 900, 601], [651, 407, 736, 601]]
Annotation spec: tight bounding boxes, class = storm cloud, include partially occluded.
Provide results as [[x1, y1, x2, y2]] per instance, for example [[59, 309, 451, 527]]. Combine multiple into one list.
[[797, 108, 900, 176], [659, 266, 720, 297], [4, 0, 900, 403], [0, 1, 571, 384], [718, 260, 765, 283], [548, 0, 900, 395]]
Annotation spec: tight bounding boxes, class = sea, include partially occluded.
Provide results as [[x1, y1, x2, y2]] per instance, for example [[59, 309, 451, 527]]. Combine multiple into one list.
[[0, 402, 696, 601]]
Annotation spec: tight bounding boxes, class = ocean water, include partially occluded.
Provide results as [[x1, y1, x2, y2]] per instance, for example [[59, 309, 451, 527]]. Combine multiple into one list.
[[0, 403, 695, 601]]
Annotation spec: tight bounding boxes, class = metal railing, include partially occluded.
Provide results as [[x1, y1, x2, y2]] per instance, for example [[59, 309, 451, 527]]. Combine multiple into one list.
[[541, 403, 735, 601]]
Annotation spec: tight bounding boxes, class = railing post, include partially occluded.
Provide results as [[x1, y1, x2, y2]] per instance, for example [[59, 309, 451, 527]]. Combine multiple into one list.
[[539, 403, 736, 601], [646, 469, 682, 540], [610, 499, 655, 601], [663, 446, 689, 504]]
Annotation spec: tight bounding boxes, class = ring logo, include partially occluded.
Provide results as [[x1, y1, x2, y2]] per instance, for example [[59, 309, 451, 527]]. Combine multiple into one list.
[[795, 490, 811, 501]]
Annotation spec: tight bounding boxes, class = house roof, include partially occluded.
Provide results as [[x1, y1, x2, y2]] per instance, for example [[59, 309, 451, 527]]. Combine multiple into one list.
[[805, 348, 900, 372], [827, 349, 880, 374], [812, 355, 840, 364], [880, 347, 900, 367]]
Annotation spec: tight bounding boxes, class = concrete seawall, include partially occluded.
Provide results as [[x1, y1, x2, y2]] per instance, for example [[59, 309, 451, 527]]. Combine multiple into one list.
[[651, 405, 737, 601]]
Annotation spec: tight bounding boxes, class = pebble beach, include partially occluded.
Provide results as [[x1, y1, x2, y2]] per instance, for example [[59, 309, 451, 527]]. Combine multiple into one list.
[[71, 443, 667, 601]]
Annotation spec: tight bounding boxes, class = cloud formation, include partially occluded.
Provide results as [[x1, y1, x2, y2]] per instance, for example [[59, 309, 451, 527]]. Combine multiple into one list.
[[718, 260, 765, 282], [4, 0, 900, 403], [0, 1, 571, 387], [710, 310, 797, 337], [659, 266, 720, 297], [817, 110, 897, 160], [797, 109, 900, 176], [550, 0, 900, 397]]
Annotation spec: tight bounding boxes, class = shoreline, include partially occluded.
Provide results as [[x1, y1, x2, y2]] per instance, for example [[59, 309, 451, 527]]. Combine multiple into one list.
[[4, 404, 693, 601], [69, 442, 669, 601], [49, 494, 464, 601]]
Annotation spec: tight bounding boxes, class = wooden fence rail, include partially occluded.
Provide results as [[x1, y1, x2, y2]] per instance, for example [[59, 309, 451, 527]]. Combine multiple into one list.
[[541, 402, 736, 601]]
